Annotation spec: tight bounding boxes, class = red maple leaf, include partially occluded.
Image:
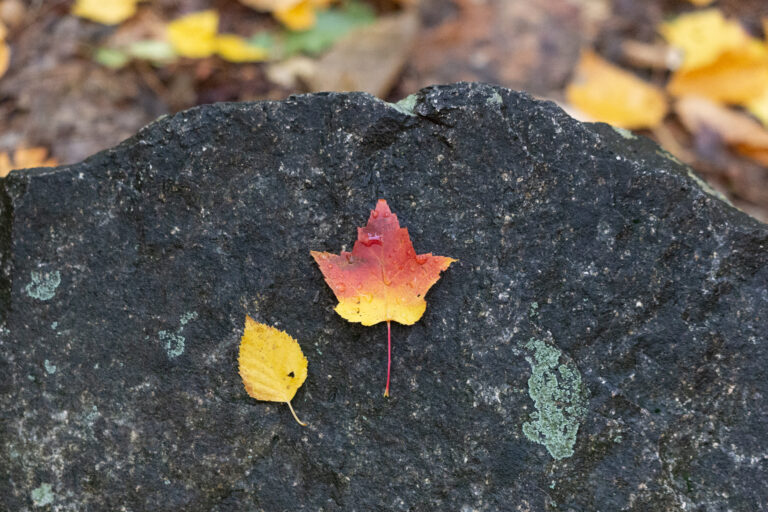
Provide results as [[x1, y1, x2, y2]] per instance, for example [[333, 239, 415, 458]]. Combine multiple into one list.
[[311, 199, 455, 396]]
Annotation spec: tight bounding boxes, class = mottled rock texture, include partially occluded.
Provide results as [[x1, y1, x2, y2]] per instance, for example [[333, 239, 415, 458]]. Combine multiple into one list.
[[1, 83, 767, 511]]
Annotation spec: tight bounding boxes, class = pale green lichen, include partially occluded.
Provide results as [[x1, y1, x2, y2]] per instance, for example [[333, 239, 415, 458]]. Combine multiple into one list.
[[24, 270, 61, 301], [521, 338, 588, 460], [31, 483, 54, 507], [160, 330, 185, 359], [44, 360, 56, 375], [180, 311, 198, 325], [389, 94, 418, 116], [529, 302, 539, 318], [159, 311, 197, 359], [612, 126, 637, 139], [487, 91, 504, 105], [50, 321, 58, 330]]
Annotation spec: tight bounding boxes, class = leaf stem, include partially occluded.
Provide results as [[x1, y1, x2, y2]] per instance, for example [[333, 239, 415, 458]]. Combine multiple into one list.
[[384, 320, 391, 397], [286, 400, 307, 426]]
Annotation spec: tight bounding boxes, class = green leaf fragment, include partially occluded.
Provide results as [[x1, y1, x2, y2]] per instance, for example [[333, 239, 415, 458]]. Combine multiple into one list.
[[94, 47, 130, 69], [282, 1, 375, 56], [127, 40, 177, 63]]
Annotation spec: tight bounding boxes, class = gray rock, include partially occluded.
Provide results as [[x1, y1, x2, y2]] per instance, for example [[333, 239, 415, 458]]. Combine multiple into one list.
[[1, 83, 766, 511]]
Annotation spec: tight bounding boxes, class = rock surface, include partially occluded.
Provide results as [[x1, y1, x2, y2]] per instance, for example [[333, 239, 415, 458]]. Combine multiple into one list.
[[1, 83, 767, 511]]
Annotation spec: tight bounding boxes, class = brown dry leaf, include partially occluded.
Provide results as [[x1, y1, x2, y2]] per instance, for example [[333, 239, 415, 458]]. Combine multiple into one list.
[[565, 50, 668, 130], [304, 9, 419, 98], [675, 96, 768, 166], [667, 41, 768, 105], [0, 20, 7, 80], [737, 145, 768, 166], [238, 316, 308, 426], [0, 147, 58, 177]]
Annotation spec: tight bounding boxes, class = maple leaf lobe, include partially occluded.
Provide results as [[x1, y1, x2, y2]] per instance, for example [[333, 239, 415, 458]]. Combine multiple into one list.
[[311, 199, 455, 326]]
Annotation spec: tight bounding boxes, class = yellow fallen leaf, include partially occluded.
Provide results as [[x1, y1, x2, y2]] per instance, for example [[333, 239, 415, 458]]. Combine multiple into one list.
[[667, 41, 768, 105], [565, 50, 668, 129], [687, 0, 715, 6], [274, 1, 317, 31], [216, 35, 269, 63], [660, 9, 750, 71], [167, 10, 219, 58], [72, 0, 138, 25], [238, 316, 308, 426], [0, 41, 8, 79], [0, 147, 58, 178], [747, 89, 768, 128]]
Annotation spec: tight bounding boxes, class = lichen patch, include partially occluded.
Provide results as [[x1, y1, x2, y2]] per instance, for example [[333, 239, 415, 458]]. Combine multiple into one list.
[[521, 337, 589, 460]]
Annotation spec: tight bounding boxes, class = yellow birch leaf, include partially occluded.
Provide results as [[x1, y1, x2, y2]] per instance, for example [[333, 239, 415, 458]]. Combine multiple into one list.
[[667, 41, 768, 105], [275, 1, 317, 31], [167, 10, 219, 58], [238, 316, 308, 425], [566, 50, 668, 129], [216, 35, 269, 63], [660, 9, 750, 71], [72, 0, 138, 25]]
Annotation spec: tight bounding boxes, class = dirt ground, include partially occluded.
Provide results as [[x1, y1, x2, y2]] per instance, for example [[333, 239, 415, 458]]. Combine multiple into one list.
[[1, 0, 767, 221]]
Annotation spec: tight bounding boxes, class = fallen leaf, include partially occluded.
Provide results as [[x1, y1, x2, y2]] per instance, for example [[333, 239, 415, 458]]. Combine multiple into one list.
[[94, 47, 130, 69], [241, 0, 332, 30], [311, 199, 455, 396], [72, 0, 138, 25], [127, 40, 176, 63], [238, 316, 308, 426], [660, 9, 750, 71], [167, 10, 219, 59], [565, 50, 668, 129], [275, 1, 317, 31], [216, 34, 269, 63], [667, 41, 768, 105], [747, 89, 768, 128], [0, 40, 8, 79], [687, 0, 715, 5], [675, 96, 768, 166], [303, 9, 419, 98], [282, 1, 375, 56], [0, 147, 58, 178]]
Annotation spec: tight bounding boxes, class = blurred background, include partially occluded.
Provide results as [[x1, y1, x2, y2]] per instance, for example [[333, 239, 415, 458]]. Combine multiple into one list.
[[1, 0, 767, 220]]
